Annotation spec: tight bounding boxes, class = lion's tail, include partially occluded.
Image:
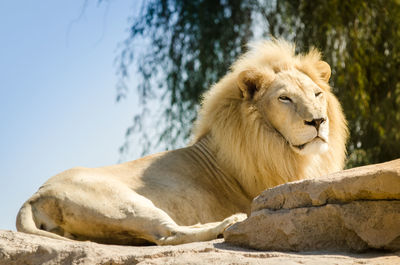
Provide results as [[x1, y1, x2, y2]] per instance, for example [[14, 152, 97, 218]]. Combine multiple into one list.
[[16, 197, 70, 241]]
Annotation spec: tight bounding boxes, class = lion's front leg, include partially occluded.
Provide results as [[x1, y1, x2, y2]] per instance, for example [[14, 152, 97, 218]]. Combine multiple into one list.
[[155, 213, 247, 245]]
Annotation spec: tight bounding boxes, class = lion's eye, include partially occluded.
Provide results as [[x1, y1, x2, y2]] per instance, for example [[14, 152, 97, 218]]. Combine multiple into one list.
[[315, 92, 322, 97], [278, 96, 292, 103]]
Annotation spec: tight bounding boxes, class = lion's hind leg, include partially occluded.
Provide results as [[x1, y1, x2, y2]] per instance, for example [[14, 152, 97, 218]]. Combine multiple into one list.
[[17, 170, 246, 246]]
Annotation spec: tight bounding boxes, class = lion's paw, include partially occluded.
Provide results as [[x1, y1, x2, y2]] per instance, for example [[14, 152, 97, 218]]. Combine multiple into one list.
[[219, 213, 247, 231], [228, 213, 247, 223]]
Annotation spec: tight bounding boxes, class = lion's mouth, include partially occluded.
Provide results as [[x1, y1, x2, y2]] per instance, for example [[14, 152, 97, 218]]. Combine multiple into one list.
[[293, 136, 327, 150], [293, 143, 307, 150]]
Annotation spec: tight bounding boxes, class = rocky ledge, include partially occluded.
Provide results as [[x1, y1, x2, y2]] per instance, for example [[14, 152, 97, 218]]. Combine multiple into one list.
[[0, 230, 399, 265], [225, 159, 400, 252]]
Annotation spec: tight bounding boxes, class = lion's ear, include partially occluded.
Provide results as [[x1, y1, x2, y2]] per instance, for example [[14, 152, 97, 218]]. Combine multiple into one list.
[[316, 61, 331, 82], [237, 70, 262, 99]]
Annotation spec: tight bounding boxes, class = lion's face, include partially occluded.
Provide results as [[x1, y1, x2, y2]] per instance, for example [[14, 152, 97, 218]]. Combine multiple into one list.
[[257, 69, 329, 155]]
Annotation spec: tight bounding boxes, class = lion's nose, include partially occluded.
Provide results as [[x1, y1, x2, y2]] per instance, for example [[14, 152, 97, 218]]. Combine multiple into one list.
[[304, 118, 325, 131]]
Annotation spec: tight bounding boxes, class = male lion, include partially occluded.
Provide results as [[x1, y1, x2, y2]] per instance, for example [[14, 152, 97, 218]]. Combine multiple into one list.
[[16, 40, 348, 245]]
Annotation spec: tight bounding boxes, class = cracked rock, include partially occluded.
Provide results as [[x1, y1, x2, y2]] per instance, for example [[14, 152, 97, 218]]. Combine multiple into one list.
[[224, 159, 400, 252]]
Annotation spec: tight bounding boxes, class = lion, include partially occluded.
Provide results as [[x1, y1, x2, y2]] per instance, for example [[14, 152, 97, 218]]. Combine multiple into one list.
[[16, 39, 348, 246]]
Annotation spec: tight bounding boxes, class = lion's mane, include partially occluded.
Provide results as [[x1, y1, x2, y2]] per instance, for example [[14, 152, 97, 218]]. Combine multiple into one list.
[[192, 39, 348, 198]]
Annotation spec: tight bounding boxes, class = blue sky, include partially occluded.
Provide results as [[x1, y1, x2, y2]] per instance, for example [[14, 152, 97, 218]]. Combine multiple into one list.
[[0, 1, 144, 230]]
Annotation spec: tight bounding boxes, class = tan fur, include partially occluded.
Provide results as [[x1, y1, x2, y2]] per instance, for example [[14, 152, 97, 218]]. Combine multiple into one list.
[[16, 39, 348, 245], [193, 39, 348, 197]]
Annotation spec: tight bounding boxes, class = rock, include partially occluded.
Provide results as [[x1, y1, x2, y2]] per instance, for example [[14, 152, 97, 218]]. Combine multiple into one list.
[[1, 230, 400, 265], [224, 159, 400, 252]]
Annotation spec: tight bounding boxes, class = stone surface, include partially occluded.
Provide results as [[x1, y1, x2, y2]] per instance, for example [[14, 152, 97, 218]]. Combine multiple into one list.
[[1, 230, 399, 265], [224, 159, 400, 252]]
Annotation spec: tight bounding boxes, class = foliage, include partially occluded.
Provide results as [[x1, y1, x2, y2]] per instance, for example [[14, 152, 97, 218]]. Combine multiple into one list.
[[116, 0, 254, 155], [116, 0, 400, 167]]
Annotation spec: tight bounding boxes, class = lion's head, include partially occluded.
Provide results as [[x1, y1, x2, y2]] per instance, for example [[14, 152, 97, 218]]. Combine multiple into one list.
[[193, 39, 348, 198], [242, 67, 331, 156]]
